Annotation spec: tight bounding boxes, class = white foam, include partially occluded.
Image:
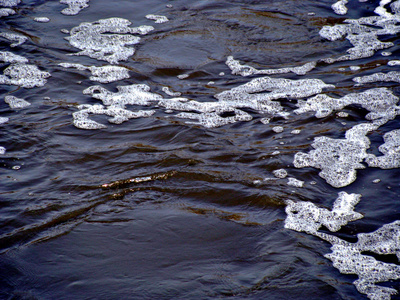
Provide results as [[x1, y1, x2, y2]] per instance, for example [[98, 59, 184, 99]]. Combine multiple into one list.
[[331, 0, 349, 15], [354, 71, 400, 84], [73, 104, 155, 129], [0, 146, 5, 155], [60, 0, 89, 16], [83, 84, 163, 106], [273, 169, 288, 179], [285, 192, 363, 233], [162, 86, 182, 97], [291, 129, 301, 134], [0, 8, 15, 17], [5, 95, 31, 109], [34, 17, 50, 23], [287, 177, 304, 187], [388, 60, 400, 66], [294, 123, 379, 187], [295, 88, 400, 123], [0, 51, 28, 63], [272, 126, 284, 133], [0, 0, 20, 7], [366, 129, 400, 169], [65, 18, 154, 64], [145, 14, 169, 24], [0, 63, 51, 88], [226, 56, 316, 76], [0, 116, 8, 124], [0, 32, 27, 47], [59, 63, 130, 83]]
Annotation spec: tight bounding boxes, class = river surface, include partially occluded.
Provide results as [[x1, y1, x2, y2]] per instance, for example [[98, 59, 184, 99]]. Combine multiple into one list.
[[0, 0, 400, 299]]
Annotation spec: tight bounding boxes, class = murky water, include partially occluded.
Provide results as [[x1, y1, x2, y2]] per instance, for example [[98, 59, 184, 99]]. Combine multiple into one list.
[[1, 0, 400, 299]]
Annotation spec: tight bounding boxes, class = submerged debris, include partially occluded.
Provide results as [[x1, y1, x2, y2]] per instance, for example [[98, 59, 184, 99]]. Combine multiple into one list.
[[59, 63, 130, 83], [5, 95, 31, 109], [65, 18, 154, 64], [60, 0, 89, 16], [226, 56, 316, 76]]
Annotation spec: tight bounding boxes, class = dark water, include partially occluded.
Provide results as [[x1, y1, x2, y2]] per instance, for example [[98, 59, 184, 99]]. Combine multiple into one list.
[[0, 0, 399, 299]]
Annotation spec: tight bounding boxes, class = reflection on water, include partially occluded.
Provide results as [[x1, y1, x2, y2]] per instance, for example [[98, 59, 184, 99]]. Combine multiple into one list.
[[0, 0, 400, 299]]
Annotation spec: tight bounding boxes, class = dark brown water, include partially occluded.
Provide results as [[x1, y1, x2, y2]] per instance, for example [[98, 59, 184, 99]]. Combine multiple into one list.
[[1, 0, 400, 299]]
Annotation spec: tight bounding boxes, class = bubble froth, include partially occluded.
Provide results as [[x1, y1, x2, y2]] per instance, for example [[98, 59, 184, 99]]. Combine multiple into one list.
[[0, 51, 28, 63], [0, 8, 15, 17], [59, 63, 130, 83], [145, 14, 169, 24], [295, 88, 400, 122], [5, 95, 31, 109], [0, 0, 20, 7], [60, 0, 89, 16], [294, 123, 379, 188], [73, 104, 155, 130], [354, 71, 400, 84], [285, 193, 400, 299], [0, 63, 51, 88], [65, 18, 154, 64], [0, 32, 27, 47], [366, 129, 400, 169], [226, 56, 316, 77]]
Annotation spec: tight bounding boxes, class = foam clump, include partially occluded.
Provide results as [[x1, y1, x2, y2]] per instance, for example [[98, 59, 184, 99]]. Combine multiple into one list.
[[0, 51, 28, 63], [354, 71, 400, 84], [285, 192, 400, 299], [65, 18, 154, 64], [273, 169, 288, 178], [0, 116, 8, 124], [0, 32, 27, 47], [287, 177, 304, 187], [295, 88, 400, 123], [34, 17, 50, 23], [226, 56, 316, 76], [0, 146, 5, 155], [162, 86, 181, 97], [59, 63, 130, 83], [331, 0, 348, 15], [0, 63, 51, 88], [73, 104, 155, 129], [0, 0, 20, 7], [294, 123, 379, 187], [388, 60, 400, 66], [5, 95, 31, 109], [325, 221, 400, 300], [83, 84, 163, 106], [145, 14, 169, 24], [0, 8, 15, 17], [366, 129, 400, 169], [60, 0, 89, 16], [285, 192, 363, 234], [319, 5, 400, 63]]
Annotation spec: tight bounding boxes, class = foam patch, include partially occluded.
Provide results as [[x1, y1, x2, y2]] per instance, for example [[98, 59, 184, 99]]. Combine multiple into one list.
[[0, 63, 51, 88], [60, 0, 89, 16], [354, 71, 400, 84], [294, 123, 379, 187], [0, 51, 28, 63], [5, 95, 31, 109], [226, 56, 316, 76], [0, 8, 15, 17], [366, 129, 400, 169], [0, 32, 27, 47], [145, 14, 169, 24], [59, 63, 130, 83], [65, 18, 154, 64]]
